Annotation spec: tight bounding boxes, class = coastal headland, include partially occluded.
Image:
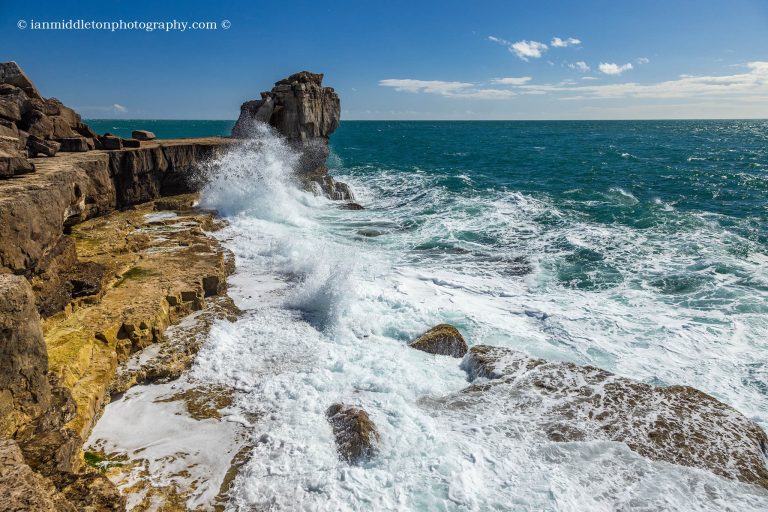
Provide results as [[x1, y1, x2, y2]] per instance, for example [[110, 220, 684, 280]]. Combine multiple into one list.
[[0, 62, 352, 510], [1, 61, 767, 511]]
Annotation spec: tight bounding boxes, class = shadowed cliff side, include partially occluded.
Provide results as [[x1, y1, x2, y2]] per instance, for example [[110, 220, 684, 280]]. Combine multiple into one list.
[[231, 71, 353, 200]]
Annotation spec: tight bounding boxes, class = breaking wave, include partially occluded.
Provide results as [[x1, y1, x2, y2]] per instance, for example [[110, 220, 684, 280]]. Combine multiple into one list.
[[191, 121, 768, 510]]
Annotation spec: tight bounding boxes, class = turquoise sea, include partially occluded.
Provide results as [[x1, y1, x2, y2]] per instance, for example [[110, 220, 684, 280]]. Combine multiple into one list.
[[85, 119, 235, 140], [89, 120, 768, 510]]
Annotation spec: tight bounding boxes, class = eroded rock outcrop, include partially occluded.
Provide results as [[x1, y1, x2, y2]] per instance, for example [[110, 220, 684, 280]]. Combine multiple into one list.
[[42, 198, 234, 441], [0, 61, 100, 175], [0, 275, 53, 438], [0, 439, 76, 512], [0, 135, 34, 177], [131, 130, 155, 141], [409, 324, 468, 358], [232, 71, 352, 200], [0, 138, 232, 280], [456, 345, 768, 489], [0, 275, 124, 511], [326, 403, 380, 464]]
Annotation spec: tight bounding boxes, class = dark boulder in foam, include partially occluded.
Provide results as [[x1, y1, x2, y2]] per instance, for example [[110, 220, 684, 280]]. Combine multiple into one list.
[[409, 323, 468, 358], [326, 403, 380, 464], [454, 345, 768, 489]]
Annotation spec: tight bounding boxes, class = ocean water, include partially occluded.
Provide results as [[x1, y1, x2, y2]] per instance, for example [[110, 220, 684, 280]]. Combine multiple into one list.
[[85, 119, 234, 139], [120, 121, 768, 510]]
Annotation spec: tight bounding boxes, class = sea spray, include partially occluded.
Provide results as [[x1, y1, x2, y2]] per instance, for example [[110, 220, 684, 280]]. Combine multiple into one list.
[[198, 123, 306, 221], [198, 123, 357, 331], [188, 120, 768, 510]]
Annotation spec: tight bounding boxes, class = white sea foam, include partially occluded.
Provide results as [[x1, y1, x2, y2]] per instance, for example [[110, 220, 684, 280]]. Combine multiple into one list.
[[186, 126, 768, 510]]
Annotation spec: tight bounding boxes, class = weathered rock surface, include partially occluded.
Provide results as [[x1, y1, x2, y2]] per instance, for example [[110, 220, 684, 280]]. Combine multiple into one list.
[[0, 275, 52, 438], [409, 324, 468, 358], [326, 404, 380, 464], [0, 135, 34, 177], [233, 71, 339, 143], [0, 137, 233, 279], [456, 345, 768, 489], [98, 135, 122, 150], [0, 439, 76, 512], [131, 130, 155, 141], [58, 137, 89, 152], [27, 134, 60, 156], [0, 273, 124, 511], [0, 62, 99, 169], [0, 62, 42, 100], [43, 197, 234, 441], [232, 71, 352, 200]]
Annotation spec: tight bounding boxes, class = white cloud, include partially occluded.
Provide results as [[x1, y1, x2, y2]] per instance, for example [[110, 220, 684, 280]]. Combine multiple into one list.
[[568, 61, 590, 72], [510, 40, 548, 61], [551, 37, 581, 48], [112, 103, 127, 113], [487, 35, 512, 46], [378, 79, 473, 95], [488, 36, 549, 61], [379, 79, 516, 99], [637, 57, 650, 65], [519, 61, 768, 99], [460, 89, 517, 99], [598, 62, 634, 75], [379, 62, 768, 106], [491, 76, 532, 85]]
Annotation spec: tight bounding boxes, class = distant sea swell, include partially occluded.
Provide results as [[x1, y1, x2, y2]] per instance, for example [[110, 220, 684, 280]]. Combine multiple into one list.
[[85, 119, 235, 139]]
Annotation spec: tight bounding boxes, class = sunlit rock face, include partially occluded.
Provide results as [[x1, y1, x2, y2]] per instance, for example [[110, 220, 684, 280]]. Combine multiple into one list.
[[232, 71, 352, 200]]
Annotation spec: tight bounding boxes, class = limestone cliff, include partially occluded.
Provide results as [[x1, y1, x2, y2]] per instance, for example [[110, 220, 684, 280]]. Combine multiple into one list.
[[0, 61, 101, 177], [0, 275, 52, 439], [232, 71, 352, 199]]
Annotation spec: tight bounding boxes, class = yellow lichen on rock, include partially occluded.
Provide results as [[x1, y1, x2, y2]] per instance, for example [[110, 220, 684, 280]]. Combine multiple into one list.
[[42, 194, 233, 445]]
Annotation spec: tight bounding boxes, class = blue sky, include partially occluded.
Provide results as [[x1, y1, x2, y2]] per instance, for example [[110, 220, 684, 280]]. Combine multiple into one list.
[[2, 0, 767, 119]]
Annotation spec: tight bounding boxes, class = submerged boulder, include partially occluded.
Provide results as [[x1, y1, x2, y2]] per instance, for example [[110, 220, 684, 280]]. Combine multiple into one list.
[[339, 202, 365, 210], [456, 345, 768, 489], [409, 324, 468, 358], [326, 403, 380, 464]]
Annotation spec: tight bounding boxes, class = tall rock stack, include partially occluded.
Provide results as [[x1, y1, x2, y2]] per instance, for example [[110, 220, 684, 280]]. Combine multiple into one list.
[[232, 71, 353, 200], [0, 61, 99, 178]]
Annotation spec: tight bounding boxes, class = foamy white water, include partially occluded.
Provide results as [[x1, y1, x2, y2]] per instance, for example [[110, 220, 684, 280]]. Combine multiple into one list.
[[191, 125, 768, 510]]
